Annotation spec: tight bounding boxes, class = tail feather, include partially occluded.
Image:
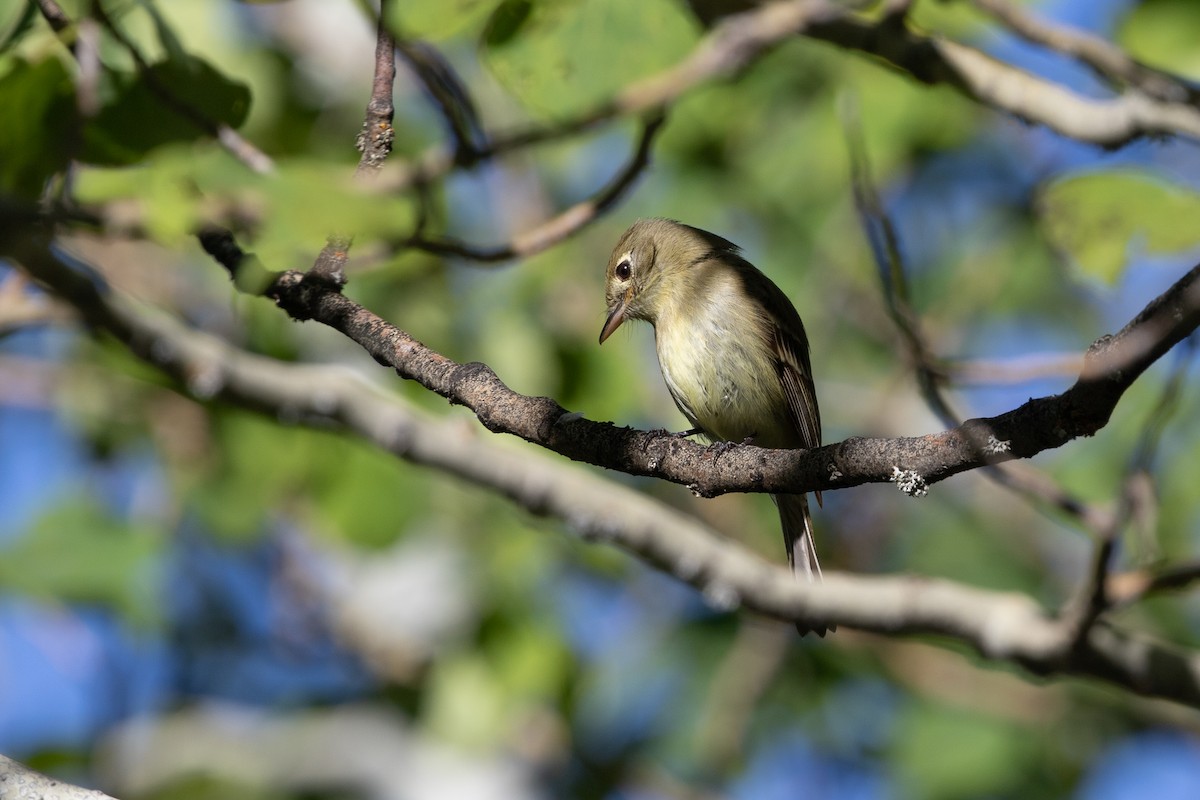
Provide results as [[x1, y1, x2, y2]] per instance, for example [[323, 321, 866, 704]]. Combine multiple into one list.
[[774, 493, 834, 637]]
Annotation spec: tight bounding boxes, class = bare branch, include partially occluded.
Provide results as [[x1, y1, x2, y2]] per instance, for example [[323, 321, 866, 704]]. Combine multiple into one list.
[[1110, 561, 1200, 607], [14, 237, 1200, 706], [32, 0, 71, 37], [401, 113, 667, 262], [806, 14, 1200, 147], [356, 0, 398, 176], [183, 225, 1200, 502], [371, 0, 844, 195], [968, 0, 1197, 104], [0, 754, 115, 799], [843, 95, 959, 428]]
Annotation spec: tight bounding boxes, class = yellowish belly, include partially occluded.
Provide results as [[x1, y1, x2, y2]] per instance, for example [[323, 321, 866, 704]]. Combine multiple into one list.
[[654, 310, 794, 447]]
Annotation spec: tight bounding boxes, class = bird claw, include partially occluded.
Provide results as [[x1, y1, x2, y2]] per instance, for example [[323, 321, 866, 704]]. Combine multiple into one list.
[[706, 440, 739, 458]]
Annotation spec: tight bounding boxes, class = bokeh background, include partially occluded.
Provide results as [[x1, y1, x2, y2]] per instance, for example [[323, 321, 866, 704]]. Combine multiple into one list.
[[3, 0, 1200, 797]]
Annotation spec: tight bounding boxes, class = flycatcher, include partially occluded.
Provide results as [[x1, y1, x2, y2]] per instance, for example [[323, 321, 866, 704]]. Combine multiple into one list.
[[599, 218, 829, 636]]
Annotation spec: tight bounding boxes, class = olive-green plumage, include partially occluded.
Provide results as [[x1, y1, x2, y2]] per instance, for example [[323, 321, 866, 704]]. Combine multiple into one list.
[[600, 218, 829, 636]]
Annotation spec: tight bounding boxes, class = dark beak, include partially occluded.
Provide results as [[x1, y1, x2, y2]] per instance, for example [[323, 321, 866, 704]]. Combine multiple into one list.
[[599, 300, 627, 344]]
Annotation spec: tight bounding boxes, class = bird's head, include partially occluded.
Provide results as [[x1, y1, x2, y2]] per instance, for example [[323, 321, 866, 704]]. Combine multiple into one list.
[[599, 218, 725, 344]]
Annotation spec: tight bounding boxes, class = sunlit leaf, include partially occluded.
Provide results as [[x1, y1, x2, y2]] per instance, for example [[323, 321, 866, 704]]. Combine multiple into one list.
[[1118, 0, 1200, 78], [481, 0, 698, 118], [1038, 170, 1200, 283], [387, 0, 499, 39]]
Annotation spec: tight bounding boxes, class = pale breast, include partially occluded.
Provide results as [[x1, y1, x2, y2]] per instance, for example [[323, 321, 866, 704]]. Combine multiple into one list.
[[653, 276, 794, 447]]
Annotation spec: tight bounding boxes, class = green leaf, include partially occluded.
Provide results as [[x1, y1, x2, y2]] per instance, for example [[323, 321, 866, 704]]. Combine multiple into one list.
[[76, 148, 414, 252], [388, 0, 500, 39], [0, 57, 77, 197], [0, 498, 164, 626], [894, 704, 1032, 799], [1038, 170, 1200, 283], [482, 0, 533, 47], [481, 0, 698, 119], [1118, 0, 1200, 78], [74, 145, 226, 246], [82, 55, 251, 166], [251, 160, 416, 267]]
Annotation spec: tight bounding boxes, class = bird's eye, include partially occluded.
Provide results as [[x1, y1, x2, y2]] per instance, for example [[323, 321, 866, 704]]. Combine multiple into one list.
[[615, 260, 632, 281]]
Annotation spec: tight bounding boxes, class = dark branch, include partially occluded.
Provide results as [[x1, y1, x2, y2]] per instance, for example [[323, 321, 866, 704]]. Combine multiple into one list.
[[12, 231, 1200, 708], [356, 1, 397, 176], [843, 98, 958, 428], [188, 223, 1200, 500], [33, 0, 71, 37], [396, 38, 485, 164]]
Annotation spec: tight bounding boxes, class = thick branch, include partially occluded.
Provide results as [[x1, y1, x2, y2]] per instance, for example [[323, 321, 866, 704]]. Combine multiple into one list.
[[13, 239, 1200, 707], [968, 0, 1197, 105], [804, 14, 1200, 146], [192, 227, 1200, 500], [0, 754, 115, 799]]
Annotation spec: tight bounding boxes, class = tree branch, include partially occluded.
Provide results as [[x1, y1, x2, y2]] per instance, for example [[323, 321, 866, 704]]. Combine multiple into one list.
[[967, 0, 1197, 105], [805, 13, 1200, 146], [356, 0, 398, 176], [400, 113, 666, 262], [186, 224, 1200, 503], [12, 236, 1200, 707], [0, 754, 115, 799]]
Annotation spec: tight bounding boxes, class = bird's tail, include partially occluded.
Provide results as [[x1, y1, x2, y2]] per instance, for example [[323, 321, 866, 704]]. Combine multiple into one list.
[[774, 493, 834, 637]]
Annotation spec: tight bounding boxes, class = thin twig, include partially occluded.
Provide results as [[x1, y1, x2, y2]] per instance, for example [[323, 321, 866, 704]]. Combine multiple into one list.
[[310, 1, 398, 288], [396, 39, 485, 164], [1109, 561, 1200, 607], [401, 113, 667, 263], [356, 0, 397, 176], [1060, 336, 1193, 639], [33, 0, 71, 36], [842, 94, 958, 428], [371, 0, 841, 195]]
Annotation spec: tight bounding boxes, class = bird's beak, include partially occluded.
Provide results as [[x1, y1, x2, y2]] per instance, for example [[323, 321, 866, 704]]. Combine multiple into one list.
[[599, 299, 627, 344]]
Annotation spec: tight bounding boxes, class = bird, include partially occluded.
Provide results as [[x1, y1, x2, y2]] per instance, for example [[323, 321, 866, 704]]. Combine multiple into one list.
[[599, 218, 830, 636]]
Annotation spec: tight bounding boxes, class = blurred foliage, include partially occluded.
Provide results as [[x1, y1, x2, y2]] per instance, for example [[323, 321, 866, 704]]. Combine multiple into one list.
[[1118, 0, 1200, 77], [0, 497, 164, 626], [1038, 169, 1200, 284], [3, 0, 1200, 799], [480, 0, 698, 118]]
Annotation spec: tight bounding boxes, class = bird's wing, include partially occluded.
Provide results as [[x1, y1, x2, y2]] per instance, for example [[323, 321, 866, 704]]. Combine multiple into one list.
[[774, 323, 823, 507], [773, 322, 821, 451]]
